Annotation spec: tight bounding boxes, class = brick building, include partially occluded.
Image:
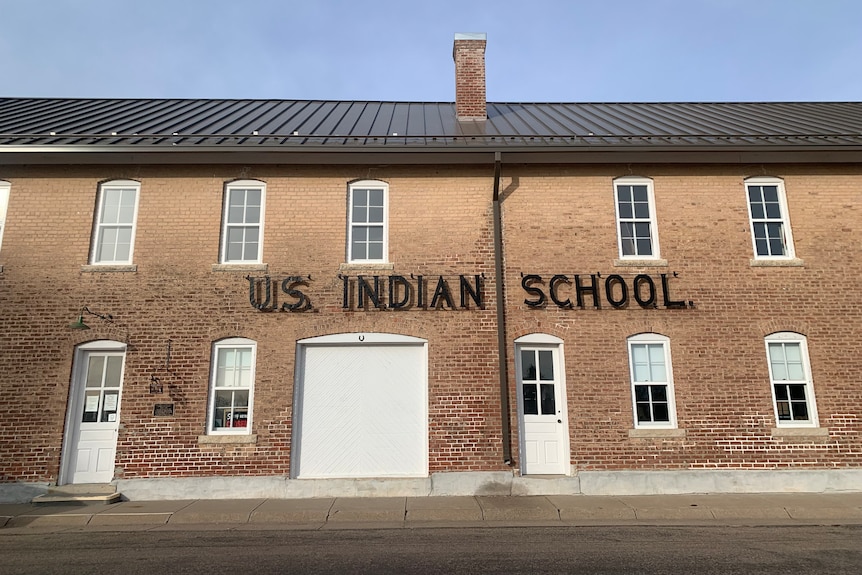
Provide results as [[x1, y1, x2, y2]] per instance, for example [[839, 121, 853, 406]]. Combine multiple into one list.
[[1, 34, 861, 502]]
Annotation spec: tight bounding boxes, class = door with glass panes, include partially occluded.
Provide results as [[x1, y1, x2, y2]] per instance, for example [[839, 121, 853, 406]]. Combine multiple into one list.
[[516, 344, 568, 474], [64, 349, 126, 484]]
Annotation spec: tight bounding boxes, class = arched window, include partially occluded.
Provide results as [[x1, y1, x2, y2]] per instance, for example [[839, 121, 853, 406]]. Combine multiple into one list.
[[765, 332, 818, 427], [348, 180, 388, 263], [745, 177, 795, 259], [208, 338, 257, 434], [220, 180, 266, 264], [91, 180, 140, 264], [613, 176, 660, 260], [0, 180, 9, 251], [627, 333, 677, 428]]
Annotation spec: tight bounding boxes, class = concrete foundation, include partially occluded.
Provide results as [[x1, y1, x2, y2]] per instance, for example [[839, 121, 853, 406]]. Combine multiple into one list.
[[0, 482, 49, 504], [577, 469, 862, 495], [4, 469, 862, 503]]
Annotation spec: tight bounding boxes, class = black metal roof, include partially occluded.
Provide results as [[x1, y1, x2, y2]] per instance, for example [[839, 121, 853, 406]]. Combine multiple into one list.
[[1, 99, 862, 149]]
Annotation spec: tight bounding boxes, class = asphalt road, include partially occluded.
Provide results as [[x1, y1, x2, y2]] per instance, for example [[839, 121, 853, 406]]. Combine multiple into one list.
[[1, 525, 861, 574]]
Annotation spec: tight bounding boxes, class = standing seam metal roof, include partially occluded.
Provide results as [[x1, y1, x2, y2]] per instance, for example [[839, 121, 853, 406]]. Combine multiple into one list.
[[1, 99, 861, 147]]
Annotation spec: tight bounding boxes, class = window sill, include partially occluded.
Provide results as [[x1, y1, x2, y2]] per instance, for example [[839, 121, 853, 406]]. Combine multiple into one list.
[[750, 258, 804, 267], [212, 263, 268, 273], [629, 428, 686, 438], [614, 259, 668, 268], [339, 262, 395, 272], [81, 264, 137, 273], [197, 434, 257, 445], [771, 427, 828, 438]]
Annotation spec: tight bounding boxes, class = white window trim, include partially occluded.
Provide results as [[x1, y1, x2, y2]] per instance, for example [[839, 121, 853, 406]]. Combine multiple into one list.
[[347, 180, 389, 264], [0, 180, 9, 253], [627, 333, 678, 429], [207, 337, 257, 435], [745, 176, 796, 260], [614, 176, 661, 260], [220, 180, 266, 264], [765, 332, 819, 428], [90, 180, 140, 265]]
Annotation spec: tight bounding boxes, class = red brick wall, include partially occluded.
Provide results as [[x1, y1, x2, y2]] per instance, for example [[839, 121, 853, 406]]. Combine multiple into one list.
[[0, 165, 503, 483], [0, 162, 860, 484], [502, 164, 862, 471]]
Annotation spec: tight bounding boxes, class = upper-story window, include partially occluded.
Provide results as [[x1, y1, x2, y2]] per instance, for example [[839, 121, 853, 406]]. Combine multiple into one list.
[[91, 180, 140, 265], [765, 332, 818, 427], [746, 177, 795, 259], [0, 180, 9, 252], [614, 177, 660, 259], [221, 180, 265, 264], [208, 338, 257, 434], [348, 180, 388, 263], [627, 333, 677, 429]]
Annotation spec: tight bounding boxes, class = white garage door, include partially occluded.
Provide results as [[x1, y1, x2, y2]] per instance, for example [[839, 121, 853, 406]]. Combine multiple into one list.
[[293, 333, 428, 478]]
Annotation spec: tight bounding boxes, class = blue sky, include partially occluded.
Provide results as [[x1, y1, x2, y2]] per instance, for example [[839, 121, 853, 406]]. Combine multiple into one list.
[[1, 0, 860, 102]]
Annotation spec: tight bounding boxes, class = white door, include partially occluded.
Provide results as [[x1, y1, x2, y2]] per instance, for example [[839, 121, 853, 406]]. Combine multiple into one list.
[[293, 334, 427, 478], [64, 349, 126, 484], [516, 342, 568, 475]]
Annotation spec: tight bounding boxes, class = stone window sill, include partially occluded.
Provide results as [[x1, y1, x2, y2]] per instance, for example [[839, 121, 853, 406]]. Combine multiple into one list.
[[198, 434, 258, 445], [339, 262, 395, 272], [629, 428, 686, 438], [614, 259, 668, 268], [212, 263, 268, 273], [771, 427, 828, 438], [750, 258, 804, 267], [81, 264, 137, 273]]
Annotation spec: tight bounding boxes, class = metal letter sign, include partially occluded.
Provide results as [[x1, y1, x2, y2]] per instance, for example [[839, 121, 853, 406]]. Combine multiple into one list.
[[520, 272, 691, 310]]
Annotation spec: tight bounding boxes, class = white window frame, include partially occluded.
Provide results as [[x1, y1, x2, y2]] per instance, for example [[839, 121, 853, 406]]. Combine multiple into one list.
[[347, 180, 388, 263], [220, 180, 266, 264], [627, 333, 677, 429], [614, 176, 660, 260], [207, 338, 257, 435], [90, 180, 140, 265], [745, 177, 795, 260], [765, 332, 818, 428], [0, 180, 9, 252]]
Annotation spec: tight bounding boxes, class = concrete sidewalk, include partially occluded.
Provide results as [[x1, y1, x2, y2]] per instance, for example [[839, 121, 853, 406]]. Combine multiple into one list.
[[2, 493, 862, 532]]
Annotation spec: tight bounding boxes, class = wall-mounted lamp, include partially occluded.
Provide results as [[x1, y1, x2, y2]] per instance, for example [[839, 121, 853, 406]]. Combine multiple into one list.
[[69, 306, 114, 330]]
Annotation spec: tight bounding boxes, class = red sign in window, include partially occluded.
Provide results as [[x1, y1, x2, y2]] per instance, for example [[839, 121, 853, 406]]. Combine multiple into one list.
[[226, 412, 248, 428]]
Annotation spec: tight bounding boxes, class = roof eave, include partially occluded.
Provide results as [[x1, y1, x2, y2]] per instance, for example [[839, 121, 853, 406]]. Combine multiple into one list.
[[1, 144, 861, 165]]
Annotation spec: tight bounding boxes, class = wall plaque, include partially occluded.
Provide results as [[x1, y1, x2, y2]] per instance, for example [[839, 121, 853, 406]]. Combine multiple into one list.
[[153, 403, 174, 417]]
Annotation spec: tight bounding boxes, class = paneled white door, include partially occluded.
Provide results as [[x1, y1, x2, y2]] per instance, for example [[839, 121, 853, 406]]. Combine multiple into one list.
[[516, 344, 568, 475], [65, 350, 126, 484], [294, 337, 427, 478]]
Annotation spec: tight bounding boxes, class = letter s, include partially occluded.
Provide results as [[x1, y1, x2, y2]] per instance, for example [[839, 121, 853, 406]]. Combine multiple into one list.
[[522, 275, 546, 308]]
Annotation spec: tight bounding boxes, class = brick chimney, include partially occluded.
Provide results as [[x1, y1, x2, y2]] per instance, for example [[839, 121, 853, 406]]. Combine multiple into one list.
[[453, 33, 487, 121]]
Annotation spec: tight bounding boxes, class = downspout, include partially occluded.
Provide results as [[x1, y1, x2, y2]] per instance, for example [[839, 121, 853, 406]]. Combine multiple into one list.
[[492, 151, 512, 465]]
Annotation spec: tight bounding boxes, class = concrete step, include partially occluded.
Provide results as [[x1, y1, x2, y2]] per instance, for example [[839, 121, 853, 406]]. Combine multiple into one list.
[[32, 484, 122, 505]]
